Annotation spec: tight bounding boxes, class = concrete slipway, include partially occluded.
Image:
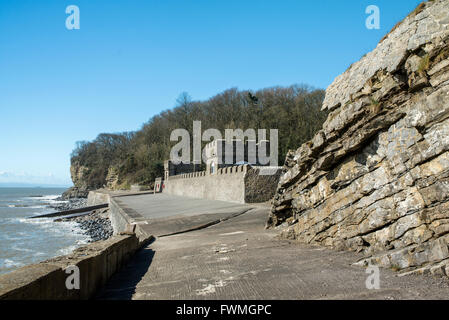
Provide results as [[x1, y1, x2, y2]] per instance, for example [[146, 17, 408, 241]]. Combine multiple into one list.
[[96, 193, 449, 300]]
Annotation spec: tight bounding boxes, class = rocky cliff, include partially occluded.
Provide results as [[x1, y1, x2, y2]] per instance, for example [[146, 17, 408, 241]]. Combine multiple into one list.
[[62, 162, 91, 199], [64, 162, 130, 198], [268, 0, 449, 276]]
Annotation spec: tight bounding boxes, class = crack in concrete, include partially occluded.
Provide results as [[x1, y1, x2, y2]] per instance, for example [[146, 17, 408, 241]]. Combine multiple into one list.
[[157, 208, 254, 238]]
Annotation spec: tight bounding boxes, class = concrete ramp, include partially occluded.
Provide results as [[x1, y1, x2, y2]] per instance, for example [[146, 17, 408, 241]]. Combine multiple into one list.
[[97, 207, 449, 300], [112, 193, 253, 237]]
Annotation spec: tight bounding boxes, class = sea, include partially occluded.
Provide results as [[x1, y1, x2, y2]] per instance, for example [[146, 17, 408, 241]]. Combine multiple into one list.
[[0, 187, 91, 275]]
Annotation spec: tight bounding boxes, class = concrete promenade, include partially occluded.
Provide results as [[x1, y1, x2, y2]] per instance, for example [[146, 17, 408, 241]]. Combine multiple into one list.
[[113, 193, 253, 237], [96, 193, 449, 300]]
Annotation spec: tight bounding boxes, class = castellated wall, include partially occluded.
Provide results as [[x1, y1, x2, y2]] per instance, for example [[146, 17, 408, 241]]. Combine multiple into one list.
[[268, 0, 449, 276], [164, 165, 282, 204]]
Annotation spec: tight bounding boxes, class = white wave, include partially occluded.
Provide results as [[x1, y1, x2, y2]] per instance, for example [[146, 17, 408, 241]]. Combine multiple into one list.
[[7, 204, 45, 209], [48, 200, 67, 205], [57, 245, 78, 256], [76, 238, 90, 246], [2, 259, 25, 268], [11, 246, 34, 253], [28, 195, 60, 200], [57, 237, 90, 256], [18, 217, 53, 225]]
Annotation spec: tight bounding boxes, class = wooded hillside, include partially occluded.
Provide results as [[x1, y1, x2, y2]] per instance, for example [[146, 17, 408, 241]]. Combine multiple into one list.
[[70, 84, 327, 190]]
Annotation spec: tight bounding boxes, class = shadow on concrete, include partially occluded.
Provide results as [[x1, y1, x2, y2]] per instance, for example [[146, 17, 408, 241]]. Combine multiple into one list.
[[95, 245, 155, 300]]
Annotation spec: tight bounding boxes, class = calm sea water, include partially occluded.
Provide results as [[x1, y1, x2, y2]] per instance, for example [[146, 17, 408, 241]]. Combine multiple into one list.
[[0, 187, 90, 275]]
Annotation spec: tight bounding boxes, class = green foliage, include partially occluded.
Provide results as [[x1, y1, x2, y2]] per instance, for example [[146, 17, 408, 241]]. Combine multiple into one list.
[[370, 98, 379, 106], [71, 85, 328, 189], [418, 54, 430, 75]]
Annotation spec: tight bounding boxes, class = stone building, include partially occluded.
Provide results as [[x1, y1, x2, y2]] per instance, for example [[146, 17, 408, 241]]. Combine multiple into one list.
[[163, 160, 201, 181], [204, 139, 272, 175], [164, 138, 273, 179]]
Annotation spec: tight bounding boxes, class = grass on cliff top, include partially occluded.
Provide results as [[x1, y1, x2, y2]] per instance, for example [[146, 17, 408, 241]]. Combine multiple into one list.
[[418, 54, 431, 75]]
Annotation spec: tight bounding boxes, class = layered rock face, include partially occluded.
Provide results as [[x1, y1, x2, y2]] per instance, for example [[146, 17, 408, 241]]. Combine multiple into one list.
[[62, 162, 91, 199], [268, 0, 449, 275], [105, 167, 119, 190]]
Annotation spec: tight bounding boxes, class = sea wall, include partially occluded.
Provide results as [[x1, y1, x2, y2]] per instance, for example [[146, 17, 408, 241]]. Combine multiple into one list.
[[0, 234, 143, 300], [87, 190, 153, 243], [268, 0, 449, 276], [87, 190, 110, 206], [164, 165, 282, 204], [109, 197, 131, 235]]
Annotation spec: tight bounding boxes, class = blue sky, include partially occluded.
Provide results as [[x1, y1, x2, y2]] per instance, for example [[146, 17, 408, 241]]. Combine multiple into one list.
[[0, 0, 422, 186]]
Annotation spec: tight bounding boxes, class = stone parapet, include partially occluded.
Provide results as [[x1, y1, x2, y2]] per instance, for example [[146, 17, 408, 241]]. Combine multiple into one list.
[[164, 165, 281, 204]]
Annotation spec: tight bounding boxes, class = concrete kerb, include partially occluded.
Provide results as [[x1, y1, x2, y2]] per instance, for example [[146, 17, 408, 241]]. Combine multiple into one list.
[[110, 191, 154, 199], [108, 196, 155, 246], [0, 234, 149, 300]]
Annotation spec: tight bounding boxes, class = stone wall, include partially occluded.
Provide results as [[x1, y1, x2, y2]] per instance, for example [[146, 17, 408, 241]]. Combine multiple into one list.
[[244, 167, 284, 203], [164, 165, 282, 204], [268, 0, 449, 276]]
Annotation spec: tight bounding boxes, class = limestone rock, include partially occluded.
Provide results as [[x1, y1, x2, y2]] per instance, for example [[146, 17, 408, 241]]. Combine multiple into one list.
[[268, 0, 449, 276], [70, 162, 91, 190], [105, 167, 119, 190]]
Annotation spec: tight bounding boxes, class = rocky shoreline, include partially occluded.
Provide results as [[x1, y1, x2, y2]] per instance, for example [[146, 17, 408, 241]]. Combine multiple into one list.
[[49, 196, 113, 243], [56, 209, 114, 242], [50, 197, 87, 212]]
